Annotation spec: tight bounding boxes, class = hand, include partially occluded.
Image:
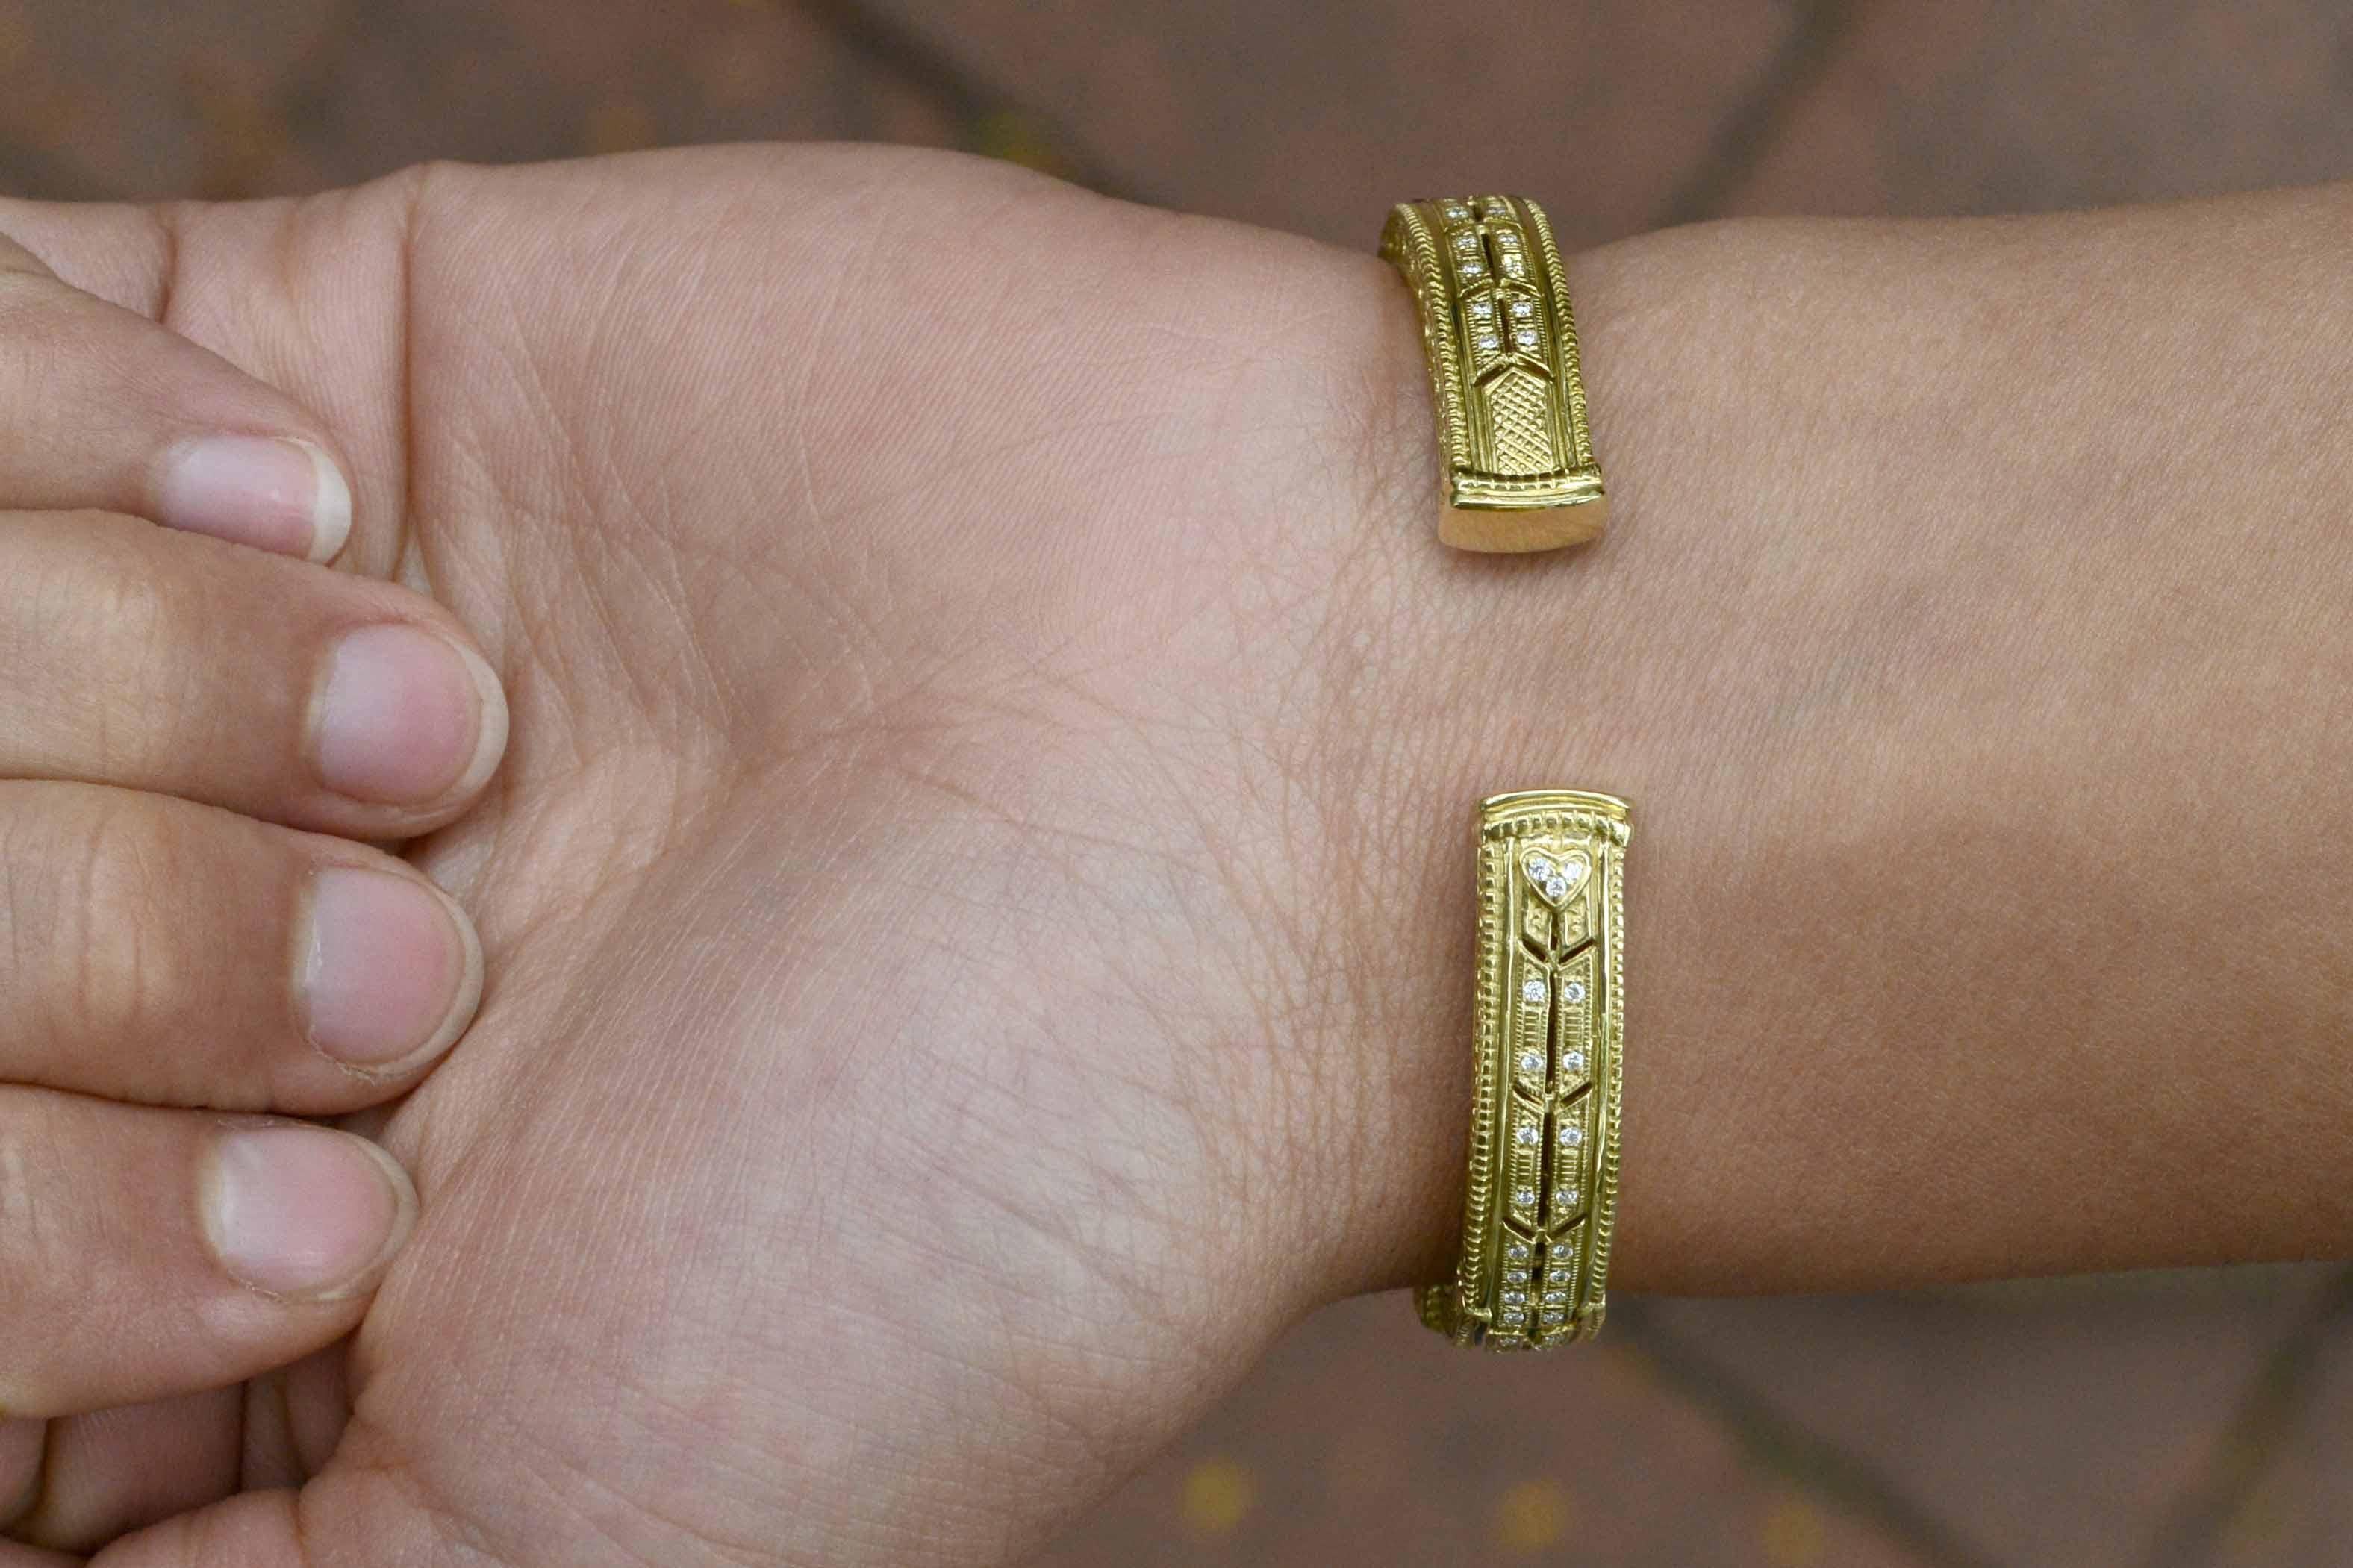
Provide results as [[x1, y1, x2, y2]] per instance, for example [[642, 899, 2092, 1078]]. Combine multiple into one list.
[[2, 146, 1467, 1565], [15, 150, 2352, 1564], [0, 236, 505, 1538]]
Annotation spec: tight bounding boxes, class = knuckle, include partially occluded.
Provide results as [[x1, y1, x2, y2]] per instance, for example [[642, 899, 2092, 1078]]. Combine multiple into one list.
[[0, 1107, 91, 1333], [4, 530, 197, 781], [0, 269, 78, 393], [0, 1102, 116, 1425], [1, 793, 190, 1047], [58, 807, 187, 1046], [0, 264, 60, 328]]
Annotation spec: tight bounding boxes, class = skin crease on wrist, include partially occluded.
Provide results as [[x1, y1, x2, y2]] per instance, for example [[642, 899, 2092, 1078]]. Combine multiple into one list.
[[1283, 192, 2353, 1307]]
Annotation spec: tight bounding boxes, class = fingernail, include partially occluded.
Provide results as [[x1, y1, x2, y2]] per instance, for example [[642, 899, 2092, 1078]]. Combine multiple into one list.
[[157, 436, 352, 563], [310, 625, 508, 806], [202, 1125, 417, 1301], [299, 866, 483, 1071]]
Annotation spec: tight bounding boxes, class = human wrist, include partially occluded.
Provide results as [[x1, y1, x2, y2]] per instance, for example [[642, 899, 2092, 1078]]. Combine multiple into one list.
[[1249, 191, 2353, 1314], [1232, 221, 1675, 1307], [1174, 219, 1720, 1311], [1234, 211, 1992, 1310], [959, 175, 2353, 1329]]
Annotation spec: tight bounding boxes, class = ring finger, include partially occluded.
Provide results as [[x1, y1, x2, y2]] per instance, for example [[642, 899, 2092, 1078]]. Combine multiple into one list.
[[0, 781, 482, 1111]]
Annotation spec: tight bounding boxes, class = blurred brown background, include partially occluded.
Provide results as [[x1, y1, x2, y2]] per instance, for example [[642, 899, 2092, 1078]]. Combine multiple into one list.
[[7, 1, 2353, 1563]]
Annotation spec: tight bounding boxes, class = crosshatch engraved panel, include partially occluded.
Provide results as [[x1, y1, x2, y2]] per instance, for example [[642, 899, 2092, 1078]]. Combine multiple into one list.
[[1483, 370, 1557, 475], [1418, 790, 1630, 1350]]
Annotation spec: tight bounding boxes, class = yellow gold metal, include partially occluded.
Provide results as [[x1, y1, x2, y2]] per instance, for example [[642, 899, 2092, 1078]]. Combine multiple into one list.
[[1380, 196, 1606, 552], [1418, 789, 1629, 1350]]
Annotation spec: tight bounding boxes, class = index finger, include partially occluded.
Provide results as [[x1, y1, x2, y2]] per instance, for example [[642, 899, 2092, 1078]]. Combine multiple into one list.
[[0, 227, 352, 562]]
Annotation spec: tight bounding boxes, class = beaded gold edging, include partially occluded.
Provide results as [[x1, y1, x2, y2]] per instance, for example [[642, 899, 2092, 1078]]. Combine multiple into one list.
[[1420, 790, 1630, 1350], [1378, 196, 1607, 550], [1384, 202, 1474, 499], [1585, 799, 1628, 1339]]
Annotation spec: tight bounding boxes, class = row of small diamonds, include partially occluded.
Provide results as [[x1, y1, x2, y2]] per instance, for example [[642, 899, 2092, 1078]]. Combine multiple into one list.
[[1465, 292, 1544, 356], [1497, 1234, 1583, 1335], [1440, 197, 1534, 288], [1497, 846, 1593, 1338]]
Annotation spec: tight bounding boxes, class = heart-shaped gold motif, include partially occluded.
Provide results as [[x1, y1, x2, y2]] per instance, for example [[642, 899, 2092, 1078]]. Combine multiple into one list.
[[1521, 846, 1590, 907]]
